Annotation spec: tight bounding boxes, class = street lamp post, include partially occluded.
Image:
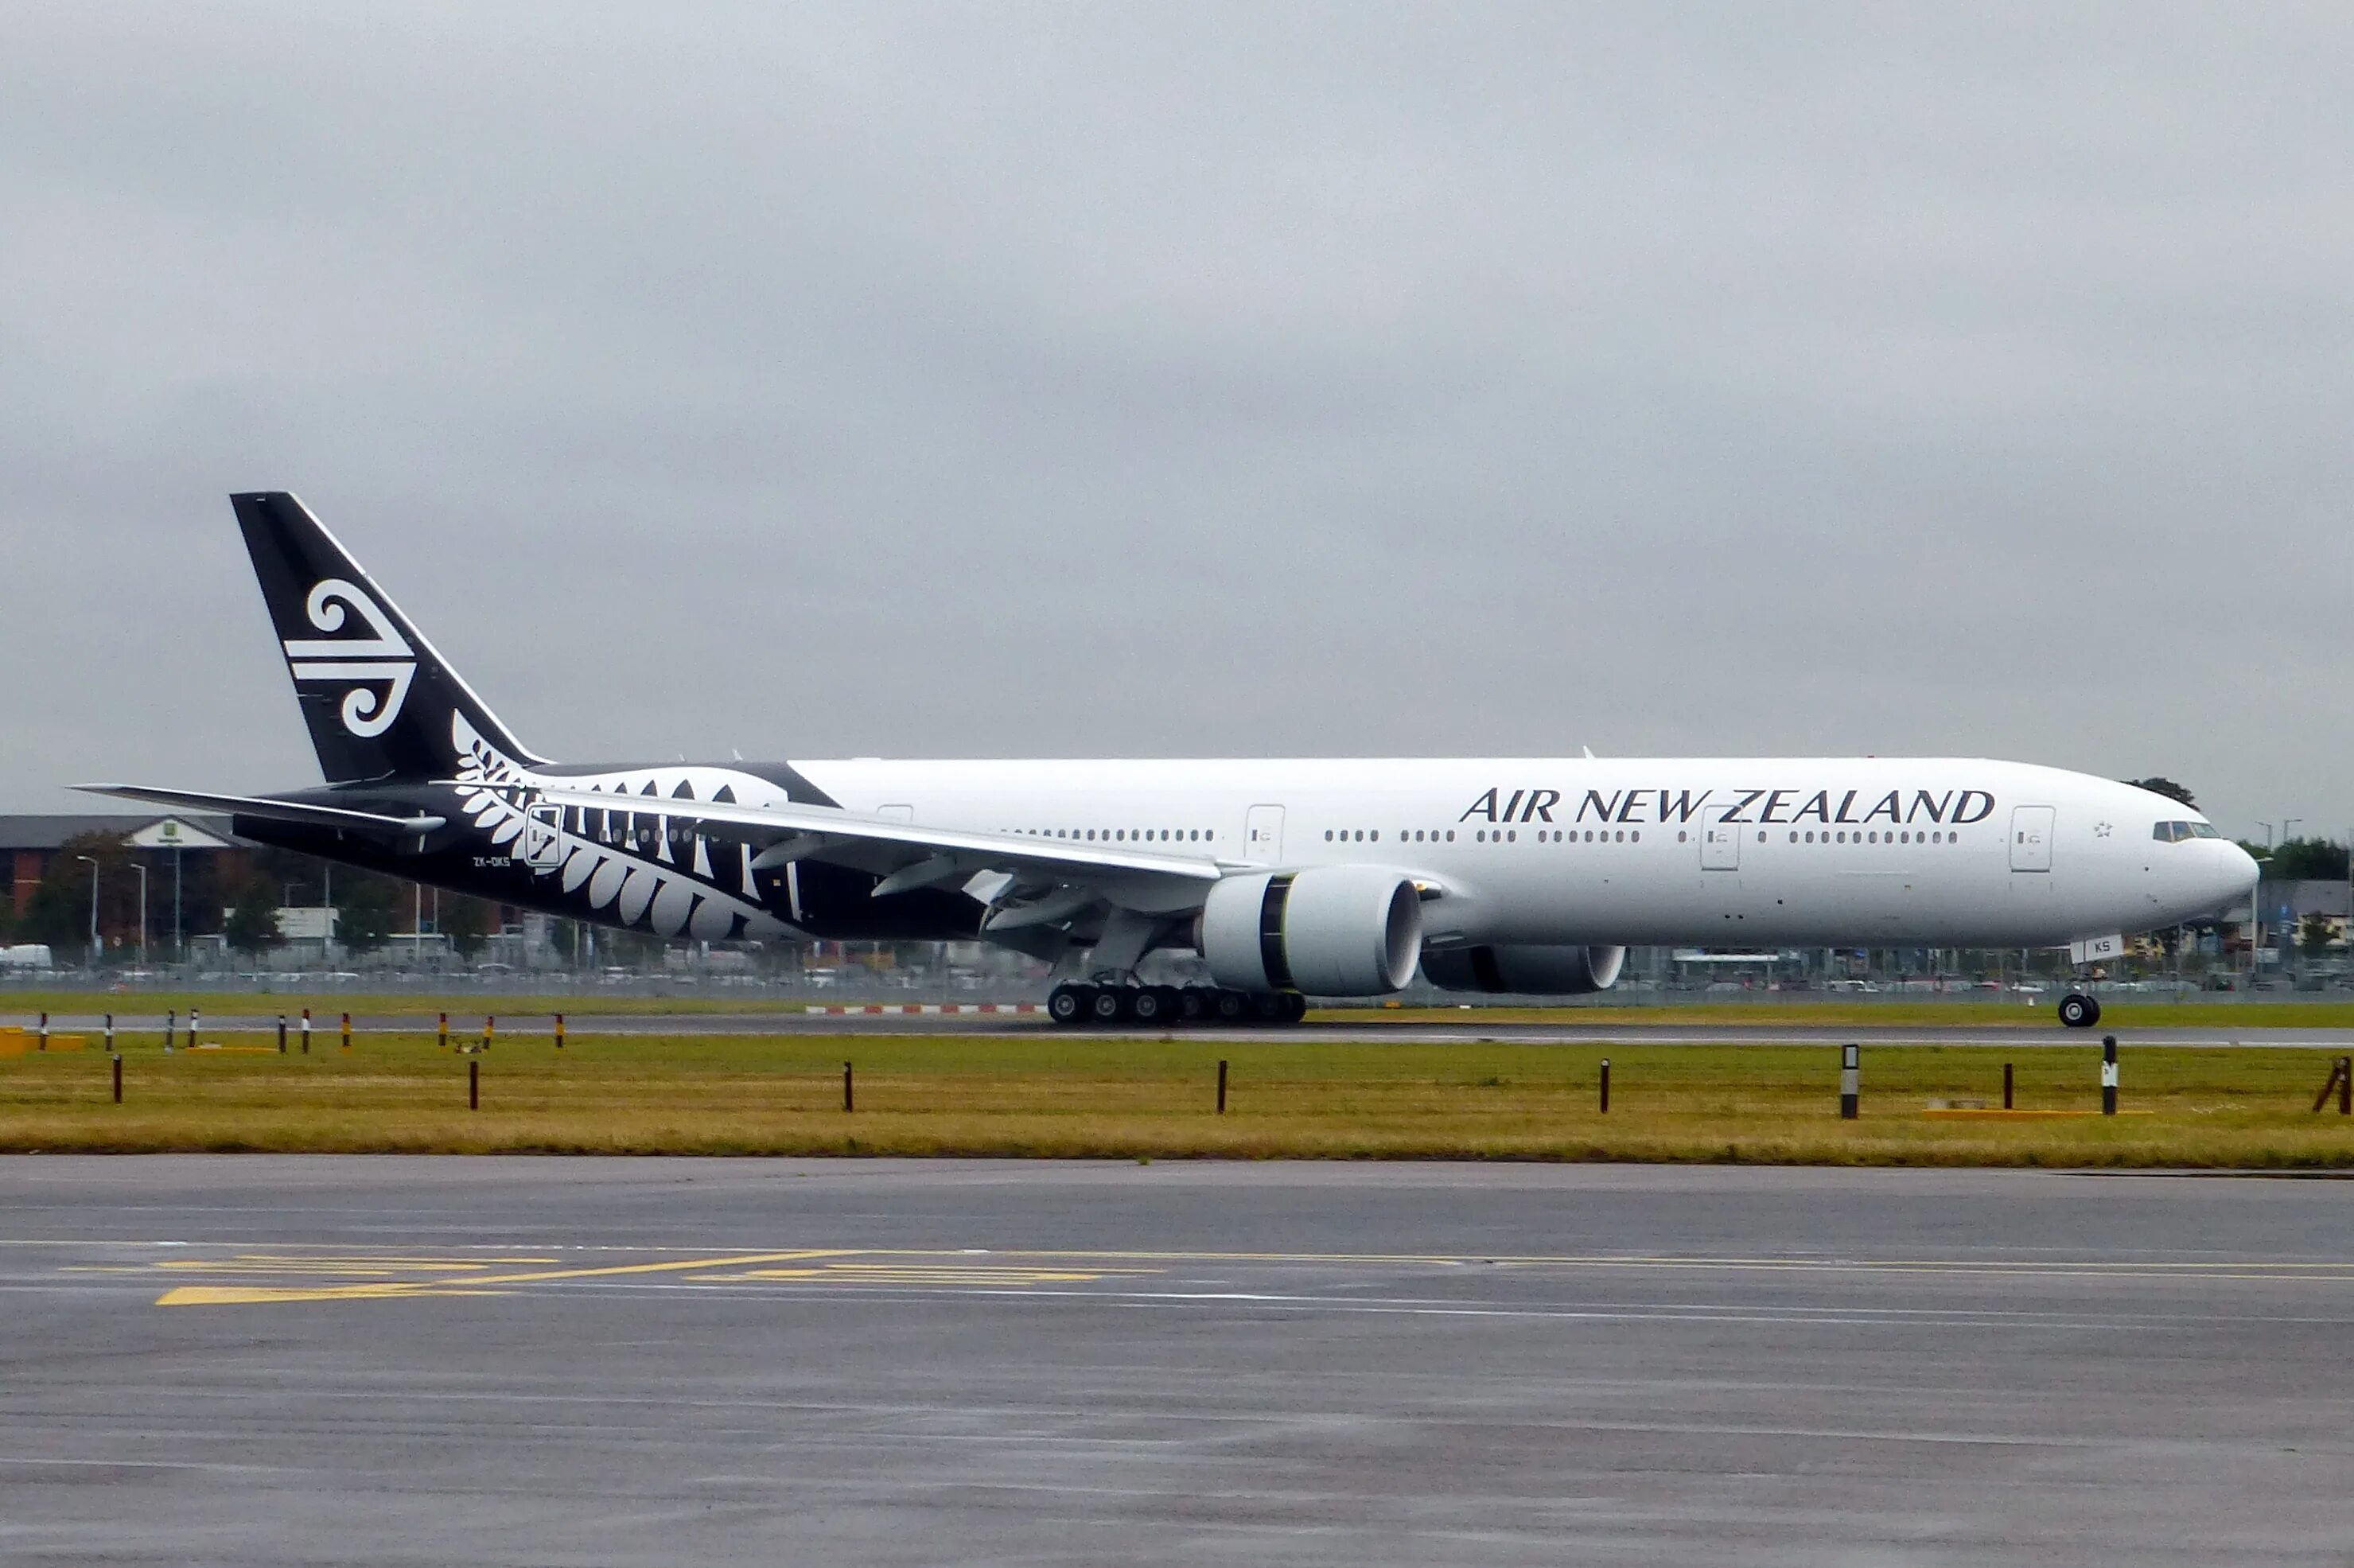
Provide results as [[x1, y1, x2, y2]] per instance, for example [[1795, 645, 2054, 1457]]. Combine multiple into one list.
[[2283, 818, 2304, 847], [74, 854, 99, 966], [130, 865, 149, 971]]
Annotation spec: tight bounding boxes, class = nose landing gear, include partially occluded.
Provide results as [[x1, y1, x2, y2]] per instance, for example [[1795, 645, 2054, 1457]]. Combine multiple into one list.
[[2058, 991, 2102, 1029]]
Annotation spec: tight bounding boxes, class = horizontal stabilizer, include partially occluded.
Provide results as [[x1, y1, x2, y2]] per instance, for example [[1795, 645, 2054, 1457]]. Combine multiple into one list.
[[75, 784, 447, 838]]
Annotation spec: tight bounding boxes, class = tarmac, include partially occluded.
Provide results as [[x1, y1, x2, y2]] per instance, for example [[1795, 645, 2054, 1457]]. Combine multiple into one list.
[[3, 1157, 2352, 1565]]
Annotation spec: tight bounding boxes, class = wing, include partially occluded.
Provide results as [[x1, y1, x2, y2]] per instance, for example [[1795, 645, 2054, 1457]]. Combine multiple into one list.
[[519, 783, 1223, 926]]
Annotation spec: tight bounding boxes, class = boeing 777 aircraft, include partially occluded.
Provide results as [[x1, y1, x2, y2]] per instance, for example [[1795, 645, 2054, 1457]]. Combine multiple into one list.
[[84, 493, 2257, 1028]]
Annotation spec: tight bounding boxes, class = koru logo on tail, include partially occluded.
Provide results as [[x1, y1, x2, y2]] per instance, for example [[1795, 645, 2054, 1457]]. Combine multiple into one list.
[[282, 578, 416, 737]]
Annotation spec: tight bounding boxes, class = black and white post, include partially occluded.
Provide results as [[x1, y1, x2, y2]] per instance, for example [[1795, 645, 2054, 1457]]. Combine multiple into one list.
[[1840, 1043, 1860, 1120], [2101, 1034, 2119, 1116]]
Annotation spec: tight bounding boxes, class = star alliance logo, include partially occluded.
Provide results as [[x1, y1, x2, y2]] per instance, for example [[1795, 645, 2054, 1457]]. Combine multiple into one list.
[[281, 578, 416, 738]]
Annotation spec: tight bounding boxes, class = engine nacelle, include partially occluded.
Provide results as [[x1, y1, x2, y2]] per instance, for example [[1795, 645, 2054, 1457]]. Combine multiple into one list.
[[1420, 944, 1627, 996], [1197, 866, 1423, 995]]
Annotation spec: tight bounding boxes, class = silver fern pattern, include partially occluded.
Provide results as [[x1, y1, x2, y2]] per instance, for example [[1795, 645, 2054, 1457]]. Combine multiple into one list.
[[450, 712, 793, 940]]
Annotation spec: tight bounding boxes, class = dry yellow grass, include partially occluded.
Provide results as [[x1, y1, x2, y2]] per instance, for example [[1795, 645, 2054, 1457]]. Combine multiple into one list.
[[2, 1029, 2352, 1164]]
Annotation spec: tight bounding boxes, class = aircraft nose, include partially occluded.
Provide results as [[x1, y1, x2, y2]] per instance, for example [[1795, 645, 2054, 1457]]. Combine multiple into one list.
[[2215, 842, 2261, 910]]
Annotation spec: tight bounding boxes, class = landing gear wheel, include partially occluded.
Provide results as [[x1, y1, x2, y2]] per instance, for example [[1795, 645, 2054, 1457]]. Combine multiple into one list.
[[1089, 986, 1134, 1024], [1251, 991, 1290, 1023], [1048, 984, 1093, 1026], [1212, 990, 1250, 1025], [1177, 988, 1209, 1023], [1130, 986, 1177, 1025], [1282, 993, 1310, 1024], [2058, 991, 2101, 1029]]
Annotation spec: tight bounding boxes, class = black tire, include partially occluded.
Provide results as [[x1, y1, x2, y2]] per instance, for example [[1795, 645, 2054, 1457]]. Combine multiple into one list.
[[1282, 993, 1310, 1024], [1130, 986, 1172, 1025], [1047, 984, 1091, 1026], [1251, 991, 1289, 1023], [1177, 988, 1209, 1022], [2058, 991, 2100, 1029], [1089, 986, 1134, 1024], [1212, 989, 1250, 1024]]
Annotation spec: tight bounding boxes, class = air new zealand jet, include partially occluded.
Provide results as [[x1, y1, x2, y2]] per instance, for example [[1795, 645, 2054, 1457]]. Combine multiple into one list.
[[83, 492, 2255, 1028]]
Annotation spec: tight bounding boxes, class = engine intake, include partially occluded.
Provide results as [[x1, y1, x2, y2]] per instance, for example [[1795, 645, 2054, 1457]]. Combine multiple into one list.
[[1198, 866, 1423, 995], [1421, 944, 1626, 996]]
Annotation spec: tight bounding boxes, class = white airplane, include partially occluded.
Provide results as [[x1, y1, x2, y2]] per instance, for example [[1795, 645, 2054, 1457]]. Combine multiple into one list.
[[84, 493, 2258, 1029]]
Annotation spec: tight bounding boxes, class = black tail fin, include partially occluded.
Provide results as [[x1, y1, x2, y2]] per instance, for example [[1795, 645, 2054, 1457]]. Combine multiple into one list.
[[232, 491, 547, 785]]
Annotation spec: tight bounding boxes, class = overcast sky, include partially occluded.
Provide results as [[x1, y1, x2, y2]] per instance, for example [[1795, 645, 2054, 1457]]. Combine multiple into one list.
[[4, 4, 2350, 839]]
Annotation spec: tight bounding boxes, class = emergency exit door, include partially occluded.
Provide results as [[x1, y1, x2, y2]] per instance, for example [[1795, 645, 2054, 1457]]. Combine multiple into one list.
[[1245, 804, 1285, 864], [522, 802, 564, 872], [2010, 805, 2054, 872], [1701, 807, 1741, 870]]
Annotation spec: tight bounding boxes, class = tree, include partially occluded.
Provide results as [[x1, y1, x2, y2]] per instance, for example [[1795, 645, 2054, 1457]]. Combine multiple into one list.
[[335, 878, 396, 956], [21, 831, 142, 958], [223, 880, 284, 956], [2300, 912, 2338, 959], [2269, 838, 2349, 881], [2123, 778, 2197, 809], [438, 893, 496, 960]]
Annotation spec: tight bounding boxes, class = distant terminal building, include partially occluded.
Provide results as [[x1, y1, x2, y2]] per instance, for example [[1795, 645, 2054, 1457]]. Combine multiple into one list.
[[2, 813, 240, 918]]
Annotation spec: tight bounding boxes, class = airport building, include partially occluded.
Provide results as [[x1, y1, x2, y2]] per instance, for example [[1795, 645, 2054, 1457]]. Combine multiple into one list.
[[1, 813, 241, 920]]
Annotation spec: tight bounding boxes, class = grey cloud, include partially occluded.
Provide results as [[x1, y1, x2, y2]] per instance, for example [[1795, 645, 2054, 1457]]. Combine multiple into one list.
[[3, 3, 2351, 835]]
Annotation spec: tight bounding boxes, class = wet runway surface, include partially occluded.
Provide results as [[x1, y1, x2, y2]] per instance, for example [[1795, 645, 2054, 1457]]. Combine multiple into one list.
[[3, 1158, 2352, 1565]]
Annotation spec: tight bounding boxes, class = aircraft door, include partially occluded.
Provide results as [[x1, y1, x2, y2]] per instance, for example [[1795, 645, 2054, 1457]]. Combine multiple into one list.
[[1701, 806, 1741, 871], [521, 801, 564, 873], [1245, 804, 1285, 864], [2010, 805, 2054, 872]]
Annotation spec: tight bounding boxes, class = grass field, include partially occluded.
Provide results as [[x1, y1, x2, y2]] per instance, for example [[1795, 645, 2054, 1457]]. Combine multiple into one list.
[[5, 1028, 2352, 1164]]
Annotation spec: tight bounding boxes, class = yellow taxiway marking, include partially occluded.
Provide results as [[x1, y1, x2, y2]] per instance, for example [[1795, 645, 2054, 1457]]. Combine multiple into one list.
[[137, 1244, 2354, 1307], [153, 1250, 854, 1307]]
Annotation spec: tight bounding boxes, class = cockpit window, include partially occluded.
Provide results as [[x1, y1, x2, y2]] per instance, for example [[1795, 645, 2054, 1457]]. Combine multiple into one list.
[[2189, 821, 2220, 838], [2152, 820, 2220, 842]]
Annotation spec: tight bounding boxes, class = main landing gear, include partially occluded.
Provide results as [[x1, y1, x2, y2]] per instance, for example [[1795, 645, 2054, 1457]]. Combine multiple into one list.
[[1046, 983, 1309, 1027], [2057, 991, 2102, 1029]]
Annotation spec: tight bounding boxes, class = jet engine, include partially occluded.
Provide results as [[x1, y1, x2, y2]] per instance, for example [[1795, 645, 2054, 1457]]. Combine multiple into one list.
[[1196, 866, 1423, 995], [1420, 944, 1627, 996]]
